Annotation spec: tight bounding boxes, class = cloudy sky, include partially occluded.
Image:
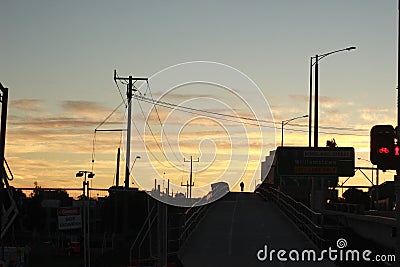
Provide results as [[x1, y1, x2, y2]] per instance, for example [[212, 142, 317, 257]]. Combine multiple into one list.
[[0, 1, 398, 194]]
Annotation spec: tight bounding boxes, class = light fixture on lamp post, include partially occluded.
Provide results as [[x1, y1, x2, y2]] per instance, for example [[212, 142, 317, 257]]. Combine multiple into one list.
[[281, 115, 308, 146], [133, 155, 141, 165], [76, 170, 95, 197]]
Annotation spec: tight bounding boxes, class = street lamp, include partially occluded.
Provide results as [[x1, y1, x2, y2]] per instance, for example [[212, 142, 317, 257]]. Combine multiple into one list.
[[133, 155, 141, 165], [130, 155, 141, 184], [75, 170, 94, 267], [309, 46, 356, 147], [281, 115, 308, 146], [76, 170, 95, 197]]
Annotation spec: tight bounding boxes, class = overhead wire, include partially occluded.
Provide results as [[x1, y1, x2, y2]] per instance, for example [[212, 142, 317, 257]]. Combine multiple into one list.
[[94, 101, 125, 131], [132, 93, 372, 134], [133, 95, 267, 128], [134, 95, 170, 162], [134, 95, 369, 134], [146, 82, 182, 163], [113, 72, 370, 138], [283, 127, 368, 137], [130, 111, 169, 168], [111, 77, 369, 181], [133, 94, 369, 137], [135, 94, 273, 124], [114, 79, 127, 107], [91, 101, 126, 171], [288, 122, 368, 132]]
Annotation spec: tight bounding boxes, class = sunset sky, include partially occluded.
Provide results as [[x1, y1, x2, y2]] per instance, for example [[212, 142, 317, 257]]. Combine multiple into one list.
[[0, 1, 398, 195]]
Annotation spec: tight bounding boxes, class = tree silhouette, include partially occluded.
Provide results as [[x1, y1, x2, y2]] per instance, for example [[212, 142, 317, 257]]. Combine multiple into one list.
[[342, 188, 370, 210]]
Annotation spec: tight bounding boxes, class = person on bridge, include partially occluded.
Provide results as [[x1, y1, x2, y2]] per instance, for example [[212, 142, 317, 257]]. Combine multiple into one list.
[[240, 182, 244, 192]]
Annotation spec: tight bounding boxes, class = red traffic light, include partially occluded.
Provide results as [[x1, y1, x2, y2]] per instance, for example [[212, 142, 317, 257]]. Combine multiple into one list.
[[378, 147, 390, 154], [370, 125, 395, 169]]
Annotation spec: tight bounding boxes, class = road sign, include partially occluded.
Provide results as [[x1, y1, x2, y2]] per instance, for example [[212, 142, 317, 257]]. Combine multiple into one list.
[[276, 147, 355, 176], [58, 207, 81, 230]]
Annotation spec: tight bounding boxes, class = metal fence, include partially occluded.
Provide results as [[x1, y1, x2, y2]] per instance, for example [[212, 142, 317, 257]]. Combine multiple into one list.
[[17, 187, 109, 200], [257, 186, 347, 248]]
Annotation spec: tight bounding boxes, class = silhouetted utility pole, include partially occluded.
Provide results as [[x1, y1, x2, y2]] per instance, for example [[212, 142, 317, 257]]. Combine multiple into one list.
[[115, 148, 120, 187], [0, 83, 8, 188], [181, 180, 190, 198], [182, 156, 199, 198], [113, 70, 148, 189]]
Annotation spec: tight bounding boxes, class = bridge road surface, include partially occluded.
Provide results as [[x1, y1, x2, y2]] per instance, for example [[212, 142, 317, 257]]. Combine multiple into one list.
[[178, 192, 337, 267]]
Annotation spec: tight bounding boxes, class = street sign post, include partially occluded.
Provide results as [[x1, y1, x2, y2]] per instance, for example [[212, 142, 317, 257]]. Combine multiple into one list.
[[276, 147, 355, 177]]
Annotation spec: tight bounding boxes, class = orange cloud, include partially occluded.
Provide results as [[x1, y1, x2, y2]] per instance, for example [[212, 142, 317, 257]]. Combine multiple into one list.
[[10, 99, 44, 113]]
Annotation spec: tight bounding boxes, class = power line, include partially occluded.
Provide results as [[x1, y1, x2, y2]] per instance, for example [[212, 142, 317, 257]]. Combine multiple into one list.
[[134, 94, 369, 133], [114, 78, 127, 107], [94, 101, 125, 131], [113, 77, 369, 143], [288, 122, 368, 132], [135, 97, 170, 162], [133, 94, 369, 137], [134, 94, 274, 124], [114, 68, 370, 138], [146, 84, 182, 163], [91, 101, 125, 171], [130, 111, 169, 168], [133, 94, 269, 128]]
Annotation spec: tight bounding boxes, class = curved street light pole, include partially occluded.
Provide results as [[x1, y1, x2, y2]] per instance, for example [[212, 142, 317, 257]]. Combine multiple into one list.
[[281, 115, 308, 146], [309, 46, 356, 147], [309, 46, 355, 211], [130, 155, 141, 184]]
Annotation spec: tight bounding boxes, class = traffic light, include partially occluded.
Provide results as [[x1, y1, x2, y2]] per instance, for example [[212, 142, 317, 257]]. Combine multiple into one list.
[[370, 125, 400, 170]]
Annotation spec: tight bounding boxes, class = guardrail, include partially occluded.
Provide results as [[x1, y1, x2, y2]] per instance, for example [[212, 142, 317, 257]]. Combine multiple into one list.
[[178, 203, 209, 248], [128, 199, 211, 266], [326, 202, 364, 214], [1, 159, 18, 240], [256, 186, 347, 248], [129, 200, 158, 265]]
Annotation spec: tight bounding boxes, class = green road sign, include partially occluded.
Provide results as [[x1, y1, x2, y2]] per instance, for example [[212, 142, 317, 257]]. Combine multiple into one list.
[[276, 147, 355, 177]]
